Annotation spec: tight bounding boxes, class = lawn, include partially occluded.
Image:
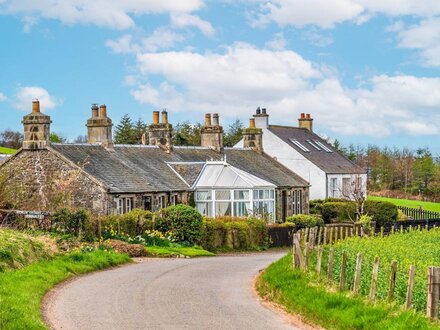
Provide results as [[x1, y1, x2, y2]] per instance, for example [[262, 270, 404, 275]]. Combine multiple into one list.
[[368, 196, 440, 212], [145, 245, 215, 257], [0, 146, 16, 155], [256, 254, 440, 330], [0, 250, 130, 330]]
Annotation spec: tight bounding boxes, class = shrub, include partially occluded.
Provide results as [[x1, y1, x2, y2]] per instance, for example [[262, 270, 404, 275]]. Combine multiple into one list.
[[159, 204, 203, 245], [52, 209, 89, 237], [201, 217, 268, 251], [320, 202, 356, 223], [364, 201, 398, 227], [357, 214, 373, 235], [99, 209, 155, 239], [285, 214, 324, 229]]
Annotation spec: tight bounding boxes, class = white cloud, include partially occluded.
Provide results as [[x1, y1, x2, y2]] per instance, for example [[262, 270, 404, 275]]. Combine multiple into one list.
[[302, 28, 333, 47], [0, 0, 204, 29], [393, 17, 440, 67], [170, 13, 215, 36], [14, 86, 61, 111], [251, 0, 440, 29], [265, 32, 287, 50], [0, 92, 6, 101], [130, 43, 440, 137]]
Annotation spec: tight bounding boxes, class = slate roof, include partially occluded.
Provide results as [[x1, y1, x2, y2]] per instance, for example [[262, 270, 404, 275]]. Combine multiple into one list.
[[50, 143, 308, 194], [268, 125, 365, 174]]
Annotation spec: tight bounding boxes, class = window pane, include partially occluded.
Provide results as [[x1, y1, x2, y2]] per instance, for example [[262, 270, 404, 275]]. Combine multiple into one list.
[[215, 190, 231, 200], [197, 202, 212, 217], [196, 191, 211, 201], [234, 190, 249, 200], [270, 190, 274, 199], [215, 202, 231, 216], [253, 190, 258, 199], [234, 202, 250, 217], [259, 190, 264, 199]]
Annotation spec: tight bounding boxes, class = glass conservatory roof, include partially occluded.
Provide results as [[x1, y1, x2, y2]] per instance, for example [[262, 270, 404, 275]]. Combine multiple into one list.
[[193, 161, 276, 189]]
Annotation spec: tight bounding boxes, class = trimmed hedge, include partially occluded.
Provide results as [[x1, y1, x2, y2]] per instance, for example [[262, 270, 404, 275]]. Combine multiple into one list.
[[285, 214, 324, 229], [201, 217, 268, 251]]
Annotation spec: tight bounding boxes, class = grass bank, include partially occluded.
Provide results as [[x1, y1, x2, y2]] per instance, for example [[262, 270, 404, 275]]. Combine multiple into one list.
[[0, 250, 130, 330], [368, 196, 440, 212], [0, 146, 16, 155], [256, 254, 439, 330], [145, 245, 215, 257]]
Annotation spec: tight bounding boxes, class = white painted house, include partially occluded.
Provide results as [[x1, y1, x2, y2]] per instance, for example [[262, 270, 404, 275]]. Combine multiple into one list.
[[235, 109, 367, 200]]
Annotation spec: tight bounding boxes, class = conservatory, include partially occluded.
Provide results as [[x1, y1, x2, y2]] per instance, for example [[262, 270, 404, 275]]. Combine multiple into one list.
[[193, 161, 276, 221]]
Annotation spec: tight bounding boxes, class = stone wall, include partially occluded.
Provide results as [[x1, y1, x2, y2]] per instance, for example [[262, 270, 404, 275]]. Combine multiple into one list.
[[0, 149, 109, 214]]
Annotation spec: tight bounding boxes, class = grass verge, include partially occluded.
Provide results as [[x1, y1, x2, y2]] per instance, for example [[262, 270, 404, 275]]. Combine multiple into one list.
[[145, 245, 215, 257], [0, 250, 131, 330], [368, 196, 440, 212], [256, 254, 440, 330]]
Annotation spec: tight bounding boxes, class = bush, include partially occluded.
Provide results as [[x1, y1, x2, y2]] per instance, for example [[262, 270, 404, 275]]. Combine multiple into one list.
[[159, 204, 203, 245], [285, 214, 324, 229], [52, 209, 89, 237], [99, 209, 155, 240], [364, 200, 398, 227], [320, 202, 356, 223], [201, 217, 268, 251]]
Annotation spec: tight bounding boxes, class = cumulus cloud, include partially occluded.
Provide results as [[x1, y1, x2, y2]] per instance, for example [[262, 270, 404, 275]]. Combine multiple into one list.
[[14, 86, 61, 111], [129, 43, 440, 137], [0, 0, 204, 29], [170, 13, 215, 36], [251, 0, 440, 29]]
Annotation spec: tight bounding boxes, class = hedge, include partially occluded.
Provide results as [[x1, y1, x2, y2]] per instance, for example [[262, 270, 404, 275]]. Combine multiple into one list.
[[285, 214, 324, 229]]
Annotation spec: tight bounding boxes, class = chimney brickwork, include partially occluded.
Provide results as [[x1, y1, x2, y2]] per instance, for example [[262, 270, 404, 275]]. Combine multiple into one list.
[[149, 110, 173, 152], [298, 113, 313, 131], [253, 107, 269, 128], [22, 99, 52, 150], [242, 118, 263, 153], [201, 113, 224, 153], [86, 104, 113, 148]]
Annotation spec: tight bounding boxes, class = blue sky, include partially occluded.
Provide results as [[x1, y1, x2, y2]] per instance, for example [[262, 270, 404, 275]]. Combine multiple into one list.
[[0, 0, 439, 154]]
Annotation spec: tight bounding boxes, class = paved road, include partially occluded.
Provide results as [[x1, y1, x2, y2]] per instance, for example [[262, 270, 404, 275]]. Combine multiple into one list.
[[45, 252, 300, 330]]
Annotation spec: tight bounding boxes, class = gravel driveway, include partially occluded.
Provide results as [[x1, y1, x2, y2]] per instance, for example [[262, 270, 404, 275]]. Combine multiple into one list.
[[44, 252, 300, 330]]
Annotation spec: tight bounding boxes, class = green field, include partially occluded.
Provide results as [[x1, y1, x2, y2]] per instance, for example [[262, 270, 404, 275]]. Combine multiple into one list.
[[368, 196, 440, 212], [0, 146, 16, 155]]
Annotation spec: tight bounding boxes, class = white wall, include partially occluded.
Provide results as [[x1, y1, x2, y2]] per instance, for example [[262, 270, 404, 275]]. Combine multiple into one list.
[[327, 173, 368, 200]]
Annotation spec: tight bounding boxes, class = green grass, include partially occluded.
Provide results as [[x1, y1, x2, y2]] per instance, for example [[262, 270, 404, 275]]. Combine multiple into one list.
[[257, 254, 440, 330], [0, 146, 16, 155], [0, 250, 130, 330], [0, 229, 56, 271], [368, 196, 440, 212], [321, 228, 440, 313], [145, 245, 215, 257]]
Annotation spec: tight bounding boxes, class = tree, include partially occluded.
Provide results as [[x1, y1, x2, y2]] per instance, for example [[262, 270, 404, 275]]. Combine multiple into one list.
[[133, 118, 148, 144], [412, 148, 435, 196], [0, 129, 23, 149], [50, 132, 68, 143], [114, 114, 136, 144], [224, 119, 244, 147], [173, 121, 202, 146], [73, 135, 88, 143]]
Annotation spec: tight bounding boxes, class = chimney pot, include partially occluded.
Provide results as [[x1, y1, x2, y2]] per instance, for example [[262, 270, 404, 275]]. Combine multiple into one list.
[[301, 113, 305, 119], [161, 109, 168, 124], [306, 113, 311, 119], [256, 107, 261, 115], [152, 111, 160, 124], [99, 104, 107, 117], [212, 113, 219, 127], [91, 104, 99, 118], [249, 118, 256, 128], [32, 99, 40, 113], [261, 108, 266, 115], [204, 113, 212, 127]]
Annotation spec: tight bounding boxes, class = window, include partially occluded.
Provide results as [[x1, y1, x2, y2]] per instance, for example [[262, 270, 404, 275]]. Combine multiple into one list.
[[234, 202, 250, 216], [215, 202, 232, 216], [157, 195, 166, 210], [116, 197, 134, 214], [234, 190, 249, 200], [314, 140, 333, 152], [196, 190, 213, 217], [342, 178, 351, 196], [215, 190, 230, 200], [143, 196, 152, 211], [292, 190, 303, 214], [306, 140, 321, 150], [289, 139, 310, 152], [253, 189, 275, 220], [170, 195, 177, 206], [330, 178, 338, 197]]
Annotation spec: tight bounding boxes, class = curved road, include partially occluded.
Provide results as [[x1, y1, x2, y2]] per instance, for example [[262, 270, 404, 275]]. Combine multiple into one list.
[[45, 252, 300, 330]]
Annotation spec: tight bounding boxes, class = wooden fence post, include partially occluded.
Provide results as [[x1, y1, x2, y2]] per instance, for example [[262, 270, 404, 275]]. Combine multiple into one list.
[[426, 266, 440, 319], [353, 253, 363, 295], [380, 226, 384, 238], [339, 251, 347, 291], [317, 246, 323, 276], [323, 227, 328, 245], [293, 233, 304, 269], [391, 225, 395, 235], [387, 260, 398, 301], [304, 243, 309, 271], [369, 256, 380, 302], [329, 227, 334, 245], [327, 248, 334, 282], [400, 225, 403, 233], [405, 265, 416, 309]]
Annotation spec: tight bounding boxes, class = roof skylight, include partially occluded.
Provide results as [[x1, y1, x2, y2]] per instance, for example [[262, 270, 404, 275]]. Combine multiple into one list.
[[314, 140, 333, 152], [289, 139, 310, 152], [306, 140, 321, 151]]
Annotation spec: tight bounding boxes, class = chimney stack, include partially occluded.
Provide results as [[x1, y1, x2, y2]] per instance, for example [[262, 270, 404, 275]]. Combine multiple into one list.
[[298, 113, 313, 132], [86, 103, 113, 149], [22, 99, 52, 150], [201, 113, 224, 153], [149, 110, 173, 152], [242, 118, 263, 153], [253, 106, 269, 128]]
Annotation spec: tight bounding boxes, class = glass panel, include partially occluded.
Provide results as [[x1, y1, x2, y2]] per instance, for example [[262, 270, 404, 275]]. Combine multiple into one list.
[[215, 190, 231, 200], [253, 190, 258, 199], [264, 190, 269, 199], [196, 202, 212, 217], [270, 190, 274, 199], [234, 190, 249, 200], [196, 190, 211, 201], [259, 190, 264, 199], [234, 202, 250, 217], [215, 202, 231, 216]]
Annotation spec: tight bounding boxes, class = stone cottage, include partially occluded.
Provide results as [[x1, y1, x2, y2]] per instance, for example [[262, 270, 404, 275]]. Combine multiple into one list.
[[0, 100, 310, 222]]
